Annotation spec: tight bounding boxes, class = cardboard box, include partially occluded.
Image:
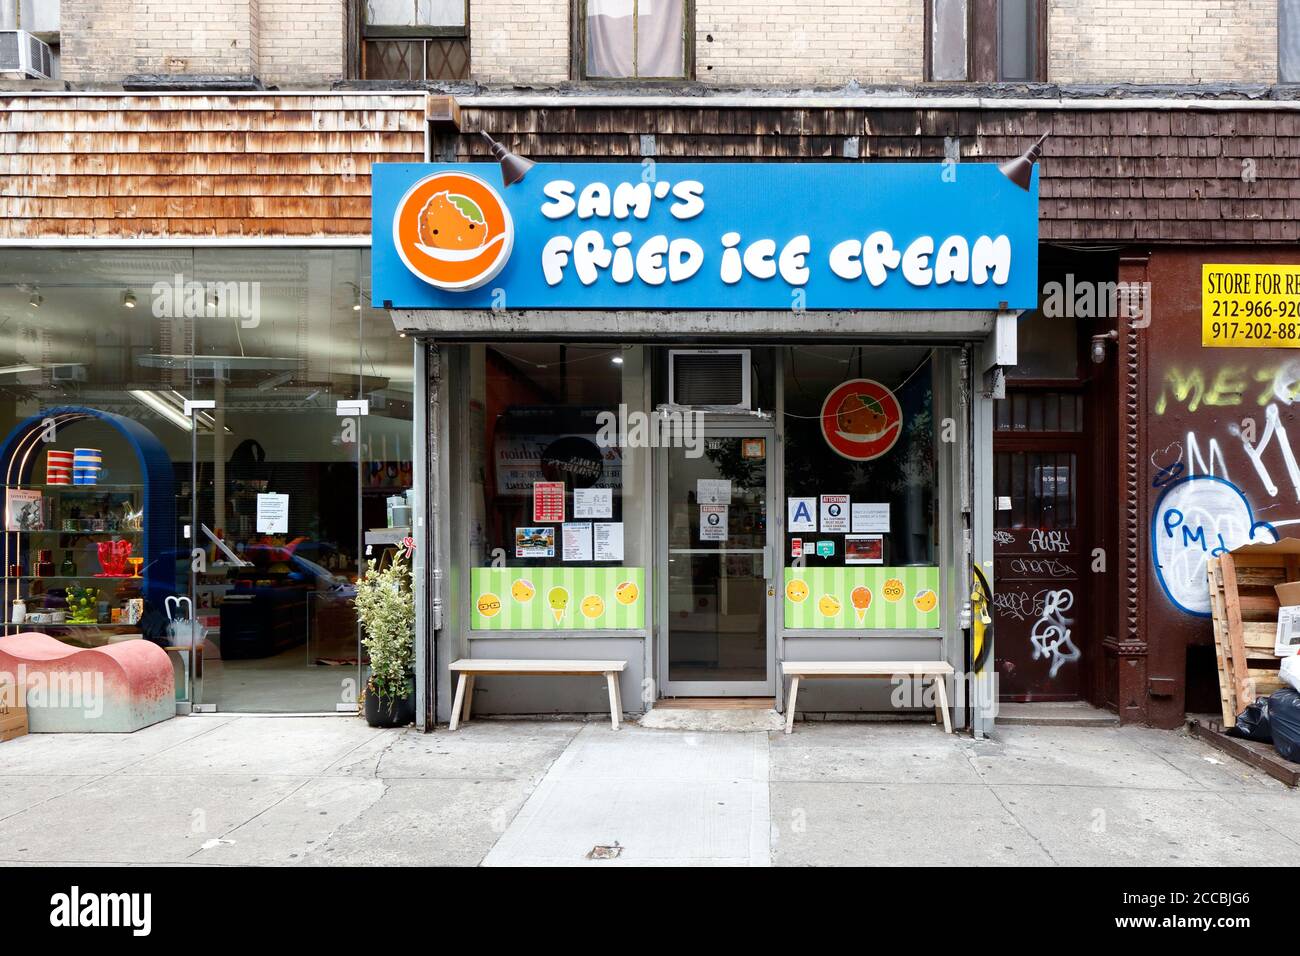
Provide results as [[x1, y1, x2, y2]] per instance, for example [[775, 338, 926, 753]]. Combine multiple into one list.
[[0, 677, 27, 742], [1277, 580, 1300, 607]]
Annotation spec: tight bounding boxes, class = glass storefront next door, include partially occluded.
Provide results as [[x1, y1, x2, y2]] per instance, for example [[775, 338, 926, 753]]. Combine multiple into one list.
[[659, 428, 776, 697]]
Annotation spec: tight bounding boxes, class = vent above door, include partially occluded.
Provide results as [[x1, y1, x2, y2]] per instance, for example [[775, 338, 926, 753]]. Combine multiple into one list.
[[668, 349, 751, 410]]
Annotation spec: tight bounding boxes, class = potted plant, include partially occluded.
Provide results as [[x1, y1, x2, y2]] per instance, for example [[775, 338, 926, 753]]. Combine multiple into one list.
[[354, 547, 416, 727]]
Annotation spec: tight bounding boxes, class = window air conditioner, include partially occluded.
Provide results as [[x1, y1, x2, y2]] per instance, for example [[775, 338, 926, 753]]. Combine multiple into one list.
[[0, 30, 53, 80], [668, 349, 752, 411]]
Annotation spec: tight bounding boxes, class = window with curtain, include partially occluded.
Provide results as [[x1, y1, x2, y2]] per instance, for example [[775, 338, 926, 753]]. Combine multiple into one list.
[[583, 0, 688, 79]]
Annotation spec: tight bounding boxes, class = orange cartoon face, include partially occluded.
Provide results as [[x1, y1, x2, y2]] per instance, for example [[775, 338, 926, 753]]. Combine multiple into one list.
[[418, 191, 489, 251], [836, 393, 889, 437]]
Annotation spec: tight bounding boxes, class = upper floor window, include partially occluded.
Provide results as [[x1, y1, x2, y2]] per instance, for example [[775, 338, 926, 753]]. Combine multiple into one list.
[[360, 0, 469, 81], [577, 0, 692, 80], [927, 0, 1045, 82], [1283, 0, 1300, 82]]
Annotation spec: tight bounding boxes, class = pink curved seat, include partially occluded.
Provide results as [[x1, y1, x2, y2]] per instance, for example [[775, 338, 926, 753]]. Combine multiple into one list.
[[0, 632, 174, 733]]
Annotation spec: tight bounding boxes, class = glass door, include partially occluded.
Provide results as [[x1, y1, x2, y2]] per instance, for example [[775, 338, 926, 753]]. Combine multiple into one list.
[[658, 426, 776, 697]]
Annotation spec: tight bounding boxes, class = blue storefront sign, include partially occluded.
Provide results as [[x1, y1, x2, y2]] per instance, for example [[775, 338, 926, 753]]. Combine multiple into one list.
[[371, 162, 1039, 311]]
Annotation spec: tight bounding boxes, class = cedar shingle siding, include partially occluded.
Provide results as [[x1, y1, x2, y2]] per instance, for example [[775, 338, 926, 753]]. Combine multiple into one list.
[[455, 105, 1300, 243], [0, 93, 427, 240]]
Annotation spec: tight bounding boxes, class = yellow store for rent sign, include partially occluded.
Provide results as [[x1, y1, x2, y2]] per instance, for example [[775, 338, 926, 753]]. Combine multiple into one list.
[[1203, 263, 1300, 347]]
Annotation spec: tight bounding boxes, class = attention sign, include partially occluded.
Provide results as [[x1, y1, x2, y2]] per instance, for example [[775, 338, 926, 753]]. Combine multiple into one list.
[[372, 162, 1039, 311]]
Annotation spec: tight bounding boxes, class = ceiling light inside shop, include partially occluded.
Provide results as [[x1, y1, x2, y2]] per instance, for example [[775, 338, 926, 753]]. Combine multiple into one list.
[[122, 290, 137, 309], [611, 356, 624, 365], [28, 293, 42, 309]]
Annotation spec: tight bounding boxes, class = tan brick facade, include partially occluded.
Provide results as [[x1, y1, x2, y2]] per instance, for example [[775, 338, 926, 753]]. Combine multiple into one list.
[[60, 0, 260, 82], [1048, 0, 1279, 84], [695, 0, 924, 85], [259, 0, 346, 88], [470, 0, 570, 85], [58, 0, 343, 87], [45, 0, 1291, 88]]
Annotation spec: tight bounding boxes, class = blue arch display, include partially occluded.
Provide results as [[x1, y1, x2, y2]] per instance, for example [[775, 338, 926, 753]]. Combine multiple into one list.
[[0, 406, 177, 610]]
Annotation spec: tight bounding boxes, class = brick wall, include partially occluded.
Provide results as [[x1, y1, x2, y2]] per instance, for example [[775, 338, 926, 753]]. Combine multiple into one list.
[[259, 0, 345, 87], [470, 0, 570, 84], [59, 0, 343, 86], [1049, 0, 1279, 83], [695, 0, 924, 84], [61, 0, 260, 82]]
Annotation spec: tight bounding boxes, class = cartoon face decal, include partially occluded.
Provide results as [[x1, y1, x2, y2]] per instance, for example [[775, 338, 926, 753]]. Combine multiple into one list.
[[913, 589, 938, 614], [476, 593, 502, 618], [786, 579, 810, 604], [614, 580, 639, 605], [818, 594, 842, 618], [850, 585, 872, 624], [418, 191, 489, 251], [882, 578, 906, 603], [580, 594, 605, 619], [511, 578, 536, 603], [547, 586, 570, 623]]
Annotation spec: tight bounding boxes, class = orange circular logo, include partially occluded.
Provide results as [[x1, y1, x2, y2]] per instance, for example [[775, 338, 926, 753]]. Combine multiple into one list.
[[392, 171, 514, 292]]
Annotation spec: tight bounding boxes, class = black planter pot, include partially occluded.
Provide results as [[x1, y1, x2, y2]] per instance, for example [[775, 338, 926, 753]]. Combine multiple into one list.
[[364, 686, 415, 728]]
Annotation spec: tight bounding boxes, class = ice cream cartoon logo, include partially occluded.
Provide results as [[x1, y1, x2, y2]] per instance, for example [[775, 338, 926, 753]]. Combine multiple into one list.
[[392, 171, 514, 291], [819, 379, 903, 461]]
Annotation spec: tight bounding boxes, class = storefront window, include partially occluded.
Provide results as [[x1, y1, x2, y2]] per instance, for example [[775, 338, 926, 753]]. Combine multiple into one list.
[[0, 248, 411, 712], [781, 346, 940, 630], [464, 344, 647, 632]]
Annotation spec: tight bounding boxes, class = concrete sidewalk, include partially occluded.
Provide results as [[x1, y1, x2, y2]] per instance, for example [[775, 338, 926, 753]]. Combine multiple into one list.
[[0, 715, 1295, 866]]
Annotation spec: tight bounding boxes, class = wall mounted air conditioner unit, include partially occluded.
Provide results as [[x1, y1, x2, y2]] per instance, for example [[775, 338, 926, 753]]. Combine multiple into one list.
[[668, 349, 752, 411], [0, 30, 53, 79]]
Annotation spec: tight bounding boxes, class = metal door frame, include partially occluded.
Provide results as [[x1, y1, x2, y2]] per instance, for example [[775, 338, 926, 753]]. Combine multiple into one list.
[[655, 418, 778, 698]]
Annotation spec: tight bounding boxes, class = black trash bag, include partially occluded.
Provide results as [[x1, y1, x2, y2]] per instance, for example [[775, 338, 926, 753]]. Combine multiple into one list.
[[1267, 689, 1300, 764], [1227, 695, 1273, 742]]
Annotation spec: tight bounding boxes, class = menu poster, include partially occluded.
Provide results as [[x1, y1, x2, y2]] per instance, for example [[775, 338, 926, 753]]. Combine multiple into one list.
[[562, 522, 593, 561], [845, 534, 884, 565], [787, 497, 817, 532], [594, 522, 624, 561], [697, 478, 732, 505], [852, 502, 890, 533], [515, 526, 556, 558], [533, 481, 566, 523], [819, 494, 850, 533], [573, 487, 613, 519], [699, 504, 728, 541]]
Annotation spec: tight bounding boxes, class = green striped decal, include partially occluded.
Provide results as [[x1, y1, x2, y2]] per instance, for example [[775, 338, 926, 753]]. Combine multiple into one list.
[[783, 566, 940, 629], [470, 567, 646, 631]]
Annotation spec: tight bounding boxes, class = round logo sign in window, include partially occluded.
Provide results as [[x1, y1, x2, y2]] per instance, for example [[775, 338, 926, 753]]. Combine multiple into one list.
[[819, 378, 903, 461], [392, 171, 514, 291]]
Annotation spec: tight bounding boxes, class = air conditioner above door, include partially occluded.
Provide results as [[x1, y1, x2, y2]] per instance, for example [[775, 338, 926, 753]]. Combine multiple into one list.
[[668, 349, 752, 411], [0, 31, 53, 79]]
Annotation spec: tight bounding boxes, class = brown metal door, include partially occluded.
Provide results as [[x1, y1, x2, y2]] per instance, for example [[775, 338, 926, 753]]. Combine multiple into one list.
[[993, 390, 1088, 700]]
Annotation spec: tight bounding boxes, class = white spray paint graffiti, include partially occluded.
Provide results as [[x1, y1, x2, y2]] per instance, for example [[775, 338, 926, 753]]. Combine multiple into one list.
[[1029, 589, 1079, 678], [1028, 528, 1071, 553]]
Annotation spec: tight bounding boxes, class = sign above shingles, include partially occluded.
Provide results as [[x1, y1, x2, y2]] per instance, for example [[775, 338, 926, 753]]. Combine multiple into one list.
[[371, 162, 1039, 311]]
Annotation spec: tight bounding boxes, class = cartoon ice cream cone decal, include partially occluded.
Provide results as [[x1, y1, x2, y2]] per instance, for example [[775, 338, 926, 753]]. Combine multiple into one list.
[[547, 586, 569, 624], [851, 585, 872, 625]]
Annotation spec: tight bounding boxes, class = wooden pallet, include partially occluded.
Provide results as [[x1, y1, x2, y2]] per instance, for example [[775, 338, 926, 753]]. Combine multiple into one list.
[[1206, 552, 1292, 728]]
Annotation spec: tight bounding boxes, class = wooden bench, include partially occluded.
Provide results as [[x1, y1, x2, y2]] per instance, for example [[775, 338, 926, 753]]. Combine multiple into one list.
[[780, 661, 955, 735], [448, 659, 628, 731]]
